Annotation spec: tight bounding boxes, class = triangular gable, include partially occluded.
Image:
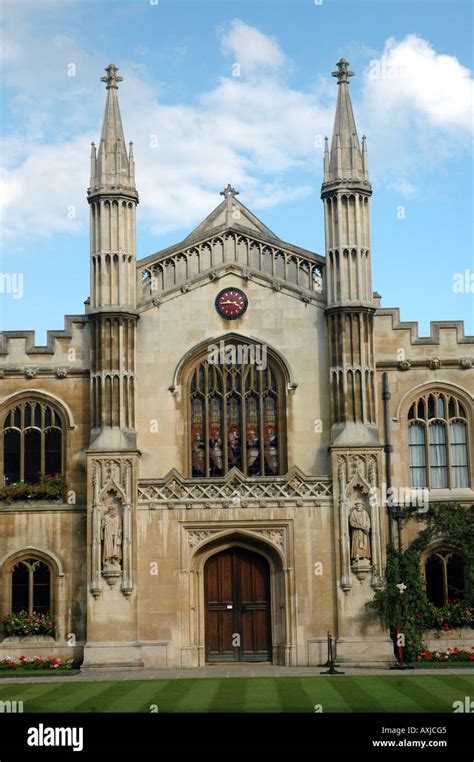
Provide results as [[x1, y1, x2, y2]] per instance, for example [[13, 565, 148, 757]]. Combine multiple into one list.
[[183, 198, 280, 243]]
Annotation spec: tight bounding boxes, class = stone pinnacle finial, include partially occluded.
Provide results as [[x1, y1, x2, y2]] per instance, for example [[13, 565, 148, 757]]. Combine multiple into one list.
[[101, 64, 123, 90], [220, 183, 239, 199], [331, 58, 354, 85]]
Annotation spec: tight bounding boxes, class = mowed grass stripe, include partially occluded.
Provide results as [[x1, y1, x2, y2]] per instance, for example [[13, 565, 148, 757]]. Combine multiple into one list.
[[243, 678, 285, 712], [68, 681, 161, 713], [35, 682, 121, 713], [0, 681, 67, 711], [313, 677, 387, 713], [0, 675, 471, 713], [302, 676, 353, 712], [162, 678, 222, 712], [274, 676, 321, 713], [357, 677, 435, 713], [381, 676, 468, 713], [430, 674, 474, 695], [207, 676, 249, 712]]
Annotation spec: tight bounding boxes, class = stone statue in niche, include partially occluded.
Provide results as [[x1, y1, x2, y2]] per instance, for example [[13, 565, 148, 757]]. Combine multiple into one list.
[[349, 501, 371, 561], [101, 493, 123, 570]]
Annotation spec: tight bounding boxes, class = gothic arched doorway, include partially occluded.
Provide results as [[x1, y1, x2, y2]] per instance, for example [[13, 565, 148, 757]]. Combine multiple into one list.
[[204, 546, 272, 663]]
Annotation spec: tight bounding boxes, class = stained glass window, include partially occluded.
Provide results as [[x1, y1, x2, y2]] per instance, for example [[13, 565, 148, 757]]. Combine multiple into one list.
[[189, 345, 285, 477]]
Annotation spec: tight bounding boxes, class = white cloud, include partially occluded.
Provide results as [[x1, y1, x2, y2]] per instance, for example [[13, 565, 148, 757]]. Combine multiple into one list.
[[360, 35, 474, 188], [0, 20, 331, 242], [219, 19, 288, 75], [0, 137, 90, 243], [365, 35, 473, 131], [0, 22, 472, 244]]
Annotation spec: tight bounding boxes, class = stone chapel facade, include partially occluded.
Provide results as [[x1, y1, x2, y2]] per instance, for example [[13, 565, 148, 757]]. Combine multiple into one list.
[[0, 60, 472, 668]]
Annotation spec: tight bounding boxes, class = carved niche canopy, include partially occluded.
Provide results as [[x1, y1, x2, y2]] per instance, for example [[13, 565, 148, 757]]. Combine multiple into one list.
[[90, 457, 134, 599], [336, 453, 384, 592]]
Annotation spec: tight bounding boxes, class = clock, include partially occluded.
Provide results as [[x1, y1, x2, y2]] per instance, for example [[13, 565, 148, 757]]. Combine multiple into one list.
[[215, 288, 248, 320]]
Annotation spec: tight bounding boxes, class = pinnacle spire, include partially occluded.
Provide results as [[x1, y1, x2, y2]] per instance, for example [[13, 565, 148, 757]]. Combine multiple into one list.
[[324, 59, 369, 185], [91, 64, 135, 192]]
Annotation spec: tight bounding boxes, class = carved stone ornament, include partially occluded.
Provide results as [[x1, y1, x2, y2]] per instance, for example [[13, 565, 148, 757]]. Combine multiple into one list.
[[187, 529, 217, 548], [55, 367, 68, 378], [100, 493, 123, 587], [428, 357, 441, 370], [349, 502, 371, 561], [460, 357, 472, 369], [398, 360, 411, 371], [256, 528, 285, 548], [137, 466, 332, 507], [25, 366, 38, 379]]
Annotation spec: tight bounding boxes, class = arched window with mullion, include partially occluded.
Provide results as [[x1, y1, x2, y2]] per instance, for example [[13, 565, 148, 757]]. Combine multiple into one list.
[[11, 558, 51, 615], [425, 549, 465, 606], [2, 401, 64, 485], [408, 392, 470, 490]]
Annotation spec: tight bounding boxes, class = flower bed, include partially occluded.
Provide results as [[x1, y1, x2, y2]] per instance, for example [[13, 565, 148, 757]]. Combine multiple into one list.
[[429, 603, 474, 630], [416, 646, 474, 664], [0, 655, 73, 671], [4, 611, 57, 637], [0, 475, 67, 504]]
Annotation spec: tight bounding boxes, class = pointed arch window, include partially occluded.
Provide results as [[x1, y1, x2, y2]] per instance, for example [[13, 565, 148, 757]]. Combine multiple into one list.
[[408, 392, 469, 490], [11, 558, 51, 615], [2, 400, 64, 485], [188, 344, 286, 477], [424, 549, 465, 606]]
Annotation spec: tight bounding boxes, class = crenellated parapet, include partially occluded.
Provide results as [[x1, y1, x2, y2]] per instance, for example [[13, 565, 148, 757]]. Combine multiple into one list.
[[0, 315, 89, 372], [374, 307, 474, 369]]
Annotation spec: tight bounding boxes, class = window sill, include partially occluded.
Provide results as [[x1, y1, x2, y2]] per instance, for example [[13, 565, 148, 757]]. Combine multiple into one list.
[[2, 635, 56, 643], [425, 488, 474, 501], [0, 500, 69, 509]]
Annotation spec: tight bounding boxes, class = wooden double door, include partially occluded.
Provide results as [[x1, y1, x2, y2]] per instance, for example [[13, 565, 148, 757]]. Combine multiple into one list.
[[204, 547, 272, 663]]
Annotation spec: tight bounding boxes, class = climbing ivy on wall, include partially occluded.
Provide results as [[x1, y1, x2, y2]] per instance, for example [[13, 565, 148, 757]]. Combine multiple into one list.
[[367, 503, 474, 662]]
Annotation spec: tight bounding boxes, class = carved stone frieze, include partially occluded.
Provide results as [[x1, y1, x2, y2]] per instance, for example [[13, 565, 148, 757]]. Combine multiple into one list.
[[138, 466, 332, 508]]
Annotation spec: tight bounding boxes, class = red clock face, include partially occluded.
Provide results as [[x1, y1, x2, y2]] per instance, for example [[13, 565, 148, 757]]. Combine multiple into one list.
[[215, 288, 248, 320]]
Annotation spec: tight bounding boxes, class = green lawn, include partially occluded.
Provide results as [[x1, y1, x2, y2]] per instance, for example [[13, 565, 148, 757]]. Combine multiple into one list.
[[0, 675, 473, 712]]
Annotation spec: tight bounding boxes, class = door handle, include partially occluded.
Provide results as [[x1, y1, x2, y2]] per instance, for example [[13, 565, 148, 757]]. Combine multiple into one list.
[[226, 604, 233, 610]]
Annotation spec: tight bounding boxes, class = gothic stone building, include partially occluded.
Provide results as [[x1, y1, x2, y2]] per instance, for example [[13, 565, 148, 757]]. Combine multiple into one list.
[[0, 61, 472, 669]]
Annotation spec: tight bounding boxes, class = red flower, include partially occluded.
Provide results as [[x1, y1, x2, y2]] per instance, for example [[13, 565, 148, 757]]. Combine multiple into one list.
[[453, 647, 459, 653]]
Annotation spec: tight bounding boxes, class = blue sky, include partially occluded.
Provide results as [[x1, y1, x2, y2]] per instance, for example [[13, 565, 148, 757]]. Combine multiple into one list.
[[1, 0, 473, 342]]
